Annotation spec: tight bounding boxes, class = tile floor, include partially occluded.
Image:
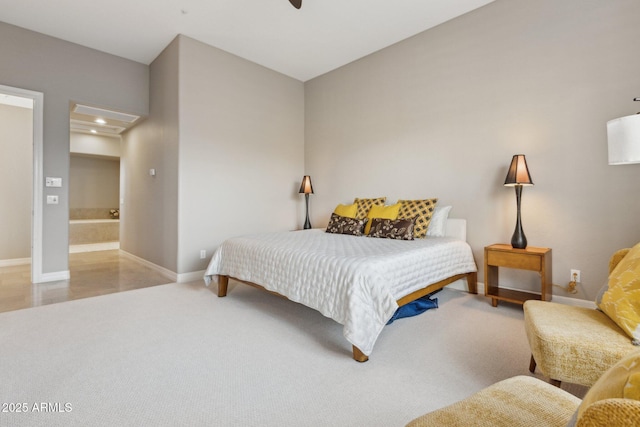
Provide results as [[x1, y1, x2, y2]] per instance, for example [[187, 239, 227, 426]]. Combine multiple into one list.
[[0, 250, 173, 313]]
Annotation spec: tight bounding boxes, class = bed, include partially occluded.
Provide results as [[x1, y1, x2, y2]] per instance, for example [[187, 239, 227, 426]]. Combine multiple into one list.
[[203, 218, 477, 362]]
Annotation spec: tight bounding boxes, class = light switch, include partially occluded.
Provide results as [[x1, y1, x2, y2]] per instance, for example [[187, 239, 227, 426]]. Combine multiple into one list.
[[46, 195, 59, 205], [149, 169, 156, 176], [45, 177, 62, 187]]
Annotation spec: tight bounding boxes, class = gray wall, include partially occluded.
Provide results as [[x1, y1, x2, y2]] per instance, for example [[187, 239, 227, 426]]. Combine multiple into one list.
[[177, 36, 305, 274], [0, 21, 148, 275], [69, 155, 120, 210], [70, 132, 121, 158], [304, 0, 640, 300], [120, 37, 180, 272], [0, 103, 32, 260], [120, 36, 305, 275]]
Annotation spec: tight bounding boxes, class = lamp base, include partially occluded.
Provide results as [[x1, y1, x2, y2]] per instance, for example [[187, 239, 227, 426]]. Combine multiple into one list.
[[511, 226, 527, 249], [303, 193, 311, 230], [510, 185, 527, 249]]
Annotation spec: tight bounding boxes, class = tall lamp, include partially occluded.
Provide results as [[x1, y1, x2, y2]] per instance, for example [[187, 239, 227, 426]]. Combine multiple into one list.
[[504, 155, 534, 249], [299, 175, 314, 229], [607, 113, 640, 165]]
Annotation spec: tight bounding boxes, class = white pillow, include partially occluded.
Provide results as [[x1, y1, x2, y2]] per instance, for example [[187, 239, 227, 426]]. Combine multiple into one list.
[[426, 206, 452, 237]]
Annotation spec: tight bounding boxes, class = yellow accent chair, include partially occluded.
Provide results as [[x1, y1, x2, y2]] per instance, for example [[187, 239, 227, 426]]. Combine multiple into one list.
[[405, 350, 640, 427], [524, 248, 638, 387]]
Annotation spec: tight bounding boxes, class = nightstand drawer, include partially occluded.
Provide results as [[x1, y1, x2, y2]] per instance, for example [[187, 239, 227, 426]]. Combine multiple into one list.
[[487, 250, 541, 271]]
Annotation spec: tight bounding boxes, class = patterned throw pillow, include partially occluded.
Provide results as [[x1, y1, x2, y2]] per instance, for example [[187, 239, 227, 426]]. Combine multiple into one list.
[[325, 213, 368, 236], [397, 199, 438, 239], [567, 350, 640, 427], [354, 197, 386, 220], [597, 242, 640, 344], [367, 217, 416, 240]]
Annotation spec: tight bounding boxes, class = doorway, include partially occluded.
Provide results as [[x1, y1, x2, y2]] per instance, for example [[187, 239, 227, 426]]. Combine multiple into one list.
[[67, 103, 139, 255], [69, 134, 122, 253], [0, 84, 43, 283]]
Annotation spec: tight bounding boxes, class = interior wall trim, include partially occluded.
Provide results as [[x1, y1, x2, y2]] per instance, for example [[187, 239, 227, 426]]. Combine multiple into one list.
[[447, 281, 596, 309], [39, 270, 70, 282], [0, 257, 31, 267], [0, 84, 44, 283], [177, 270, 206, 283], [119, 249, 177, 282]]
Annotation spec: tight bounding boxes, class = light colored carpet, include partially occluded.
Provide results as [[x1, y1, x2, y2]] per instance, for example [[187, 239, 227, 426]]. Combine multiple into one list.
[[0, 281, 585, 426]]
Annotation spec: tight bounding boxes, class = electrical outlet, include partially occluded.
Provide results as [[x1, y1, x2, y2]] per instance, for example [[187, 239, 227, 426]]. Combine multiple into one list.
[[200, 250, 206, 259], [570, 269, 581, 283]]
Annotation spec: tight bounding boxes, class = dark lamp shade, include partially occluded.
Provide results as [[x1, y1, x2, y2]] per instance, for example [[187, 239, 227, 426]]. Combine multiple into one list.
[[299, 175, 314, 194], [504, 155, 534, 186]]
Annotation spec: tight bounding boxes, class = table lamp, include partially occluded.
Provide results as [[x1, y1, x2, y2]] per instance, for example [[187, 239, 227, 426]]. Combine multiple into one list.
[[299, 175, 314, 229], [504, 155, 533, 249]]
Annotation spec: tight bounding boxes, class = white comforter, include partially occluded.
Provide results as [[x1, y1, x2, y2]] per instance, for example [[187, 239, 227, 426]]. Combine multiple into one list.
[[204, 229, 477, 356]]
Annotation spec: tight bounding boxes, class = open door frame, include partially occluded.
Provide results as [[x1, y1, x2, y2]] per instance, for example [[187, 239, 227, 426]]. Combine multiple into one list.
[[0, 84, 45, 283]]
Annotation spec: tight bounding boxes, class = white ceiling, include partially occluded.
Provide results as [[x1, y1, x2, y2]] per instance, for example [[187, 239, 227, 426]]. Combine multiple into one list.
[[0, 0, 494, 82]]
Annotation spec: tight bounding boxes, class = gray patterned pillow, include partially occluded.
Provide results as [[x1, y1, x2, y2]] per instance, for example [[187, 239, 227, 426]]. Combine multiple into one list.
[[325, 213, 368, 236], [367, 217, 416, 240]]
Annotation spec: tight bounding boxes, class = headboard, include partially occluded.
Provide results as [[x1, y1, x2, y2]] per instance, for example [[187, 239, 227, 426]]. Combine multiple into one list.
[[444, 218, 467, 241]]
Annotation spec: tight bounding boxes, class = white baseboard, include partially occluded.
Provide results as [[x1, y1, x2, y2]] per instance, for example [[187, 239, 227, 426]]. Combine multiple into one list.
[[117, 250, 205, 284], [549, 294, 596, 309], [38, 270, 71, 282], [177, 270, 206, 283], [69, 242, 119, 253], [447, 280, 596, 309], [0, 257, 31, 267], [119, 250, 177, 282]]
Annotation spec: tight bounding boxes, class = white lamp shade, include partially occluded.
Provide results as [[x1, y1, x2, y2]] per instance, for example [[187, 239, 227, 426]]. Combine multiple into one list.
[[607, 114, 640, 165]]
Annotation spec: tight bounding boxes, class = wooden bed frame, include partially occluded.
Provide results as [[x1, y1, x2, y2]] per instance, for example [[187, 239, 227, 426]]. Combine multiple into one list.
[[216, 271, 477, 362]]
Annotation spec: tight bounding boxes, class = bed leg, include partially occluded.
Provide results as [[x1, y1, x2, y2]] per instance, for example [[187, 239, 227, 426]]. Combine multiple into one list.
[[466, 272, 478, 294], [218, 275, 229, 297], [352, 346, 369, 363]]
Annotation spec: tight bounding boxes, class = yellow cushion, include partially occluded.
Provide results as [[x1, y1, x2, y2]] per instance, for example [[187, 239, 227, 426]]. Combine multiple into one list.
[[574, 350, 640, 424], [353, 197, 386, 220], [333, 203, 358, 219], [524, 300, 637, 387], [364, 203, 400, 235], [598, 242, 640, 344], [406, 375, 580, 427], [397, 199, 438, 239]]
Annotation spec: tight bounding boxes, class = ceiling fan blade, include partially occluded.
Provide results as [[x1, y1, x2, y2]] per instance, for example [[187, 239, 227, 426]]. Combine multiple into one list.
[[289, 0, 302, 9]]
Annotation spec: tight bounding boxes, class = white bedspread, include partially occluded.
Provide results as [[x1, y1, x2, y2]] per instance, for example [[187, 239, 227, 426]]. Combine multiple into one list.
[[204, 229, 477, 356]]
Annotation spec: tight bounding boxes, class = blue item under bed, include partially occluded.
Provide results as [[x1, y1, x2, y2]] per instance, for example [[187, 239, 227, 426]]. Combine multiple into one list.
[[387, 291, 439, 324]]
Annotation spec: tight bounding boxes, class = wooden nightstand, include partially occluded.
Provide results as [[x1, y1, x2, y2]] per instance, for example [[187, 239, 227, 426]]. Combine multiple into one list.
[[484, 244, 552, 307]]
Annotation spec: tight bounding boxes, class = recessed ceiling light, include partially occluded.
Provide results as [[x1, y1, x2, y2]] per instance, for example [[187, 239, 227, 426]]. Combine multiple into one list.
[[90, 129, 97, 134], [95, 118, 106, 124]]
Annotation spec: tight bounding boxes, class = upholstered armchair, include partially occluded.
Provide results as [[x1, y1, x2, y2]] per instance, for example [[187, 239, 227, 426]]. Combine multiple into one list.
[[406, 350, 640, 427], [524, 248, 638, 387]]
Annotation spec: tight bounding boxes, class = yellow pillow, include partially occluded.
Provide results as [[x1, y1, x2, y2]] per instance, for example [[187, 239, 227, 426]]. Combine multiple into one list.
[[354, 197, 386, 220], [364, 203, 400, 235], [333, 203, 358, 219], [573, 350, 640, 424], [598, 242, 640, 344], [397, 199, 438, 239]]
